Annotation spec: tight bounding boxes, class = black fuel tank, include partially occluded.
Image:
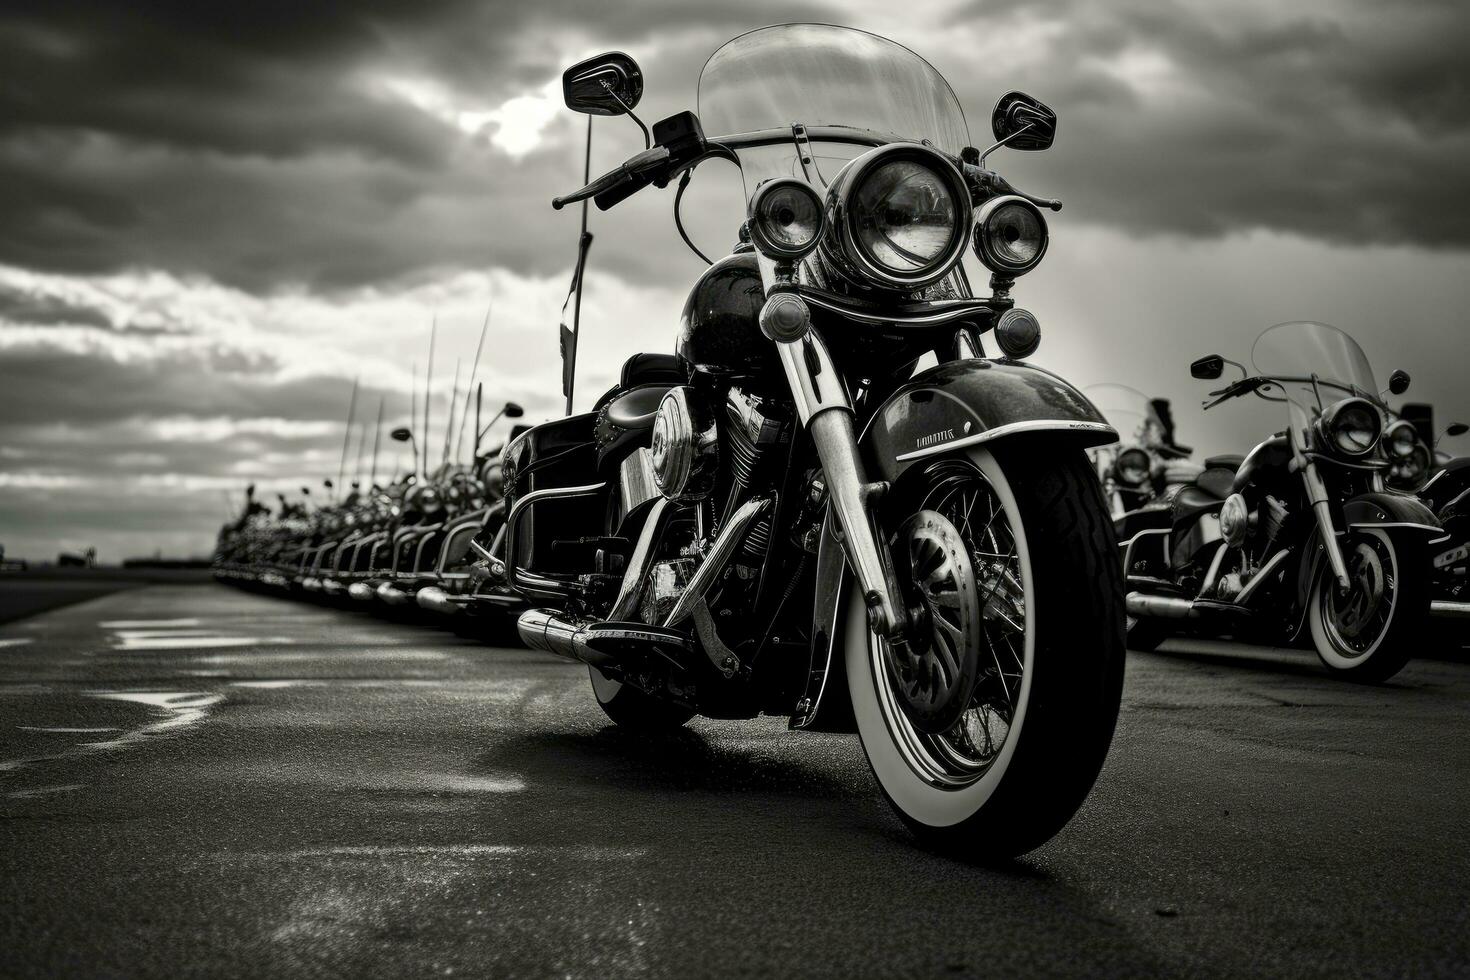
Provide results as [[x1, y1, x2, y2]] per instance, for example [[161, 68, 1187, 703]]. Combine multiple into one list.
[[676, 252, 778, 377]]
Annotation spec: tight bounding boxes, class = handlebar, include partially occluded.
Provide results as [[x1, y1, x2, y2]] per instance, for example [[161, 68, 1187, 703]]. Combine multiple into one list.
[[961, 163, 1062, 212], [552, 146, 672, 211]]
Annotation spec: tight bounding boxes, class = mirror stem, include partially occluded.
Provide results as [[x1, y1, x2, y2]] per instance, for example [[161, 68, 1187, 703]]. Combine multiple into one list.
[[602, 81, 650, 148], [978, 123, 1032, 169]]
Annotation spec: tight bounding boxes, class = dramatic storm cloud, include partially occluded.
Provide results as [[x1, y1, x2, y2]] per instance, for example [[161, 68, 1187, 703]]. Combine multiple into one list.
[[1, 0, 1468, 560]]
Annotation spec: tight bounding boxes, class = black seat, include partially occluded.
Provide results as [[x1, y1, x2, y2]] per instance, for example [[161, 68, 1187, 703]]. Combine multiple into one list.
[[1172, 483, 1225, 525], [621, 352, 685, 389], [1205, 454, 1245, 472]]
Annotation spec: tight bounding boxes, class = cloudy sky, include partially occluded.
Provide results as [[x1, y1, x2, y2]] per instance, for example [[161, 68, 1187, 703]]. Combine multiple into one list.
[[1, 0, 1468, 561]]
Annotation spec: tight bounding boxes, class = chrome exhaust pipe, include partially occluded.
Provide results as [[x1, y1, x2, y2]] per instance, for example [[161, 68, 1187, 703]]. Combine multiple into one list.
[[417, 586, 458, 615], [1126, 592, 1198, 619], [1431, 600, 1470, 619], [517, 609, 691, 670], [376, 582, 408, 606]]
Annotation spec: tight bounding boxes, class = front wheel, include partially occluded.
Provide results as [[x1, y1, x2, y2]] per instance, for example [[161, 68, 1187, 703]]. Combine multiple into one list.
[[847, 446, 1125, 861], [1307, 528, 1427, 683]]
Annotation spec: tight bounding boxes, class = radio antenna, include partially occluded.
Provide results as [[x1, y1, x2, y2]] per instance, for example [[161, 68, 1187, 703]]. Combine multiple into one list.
[[422, 315, 436, 479], [441, 358, 462, 468], [456, 304, 491, 463], [334, 376, 359, 504]]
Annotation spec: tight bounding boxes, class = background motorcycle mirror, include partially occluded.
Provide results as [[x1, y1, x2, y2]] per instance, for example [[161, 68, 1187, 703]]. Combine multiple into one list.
[[503, 402, 525, 418], [1190, 355, 1225, 380], [1449, 422, 1470, 437], [562, 52, 643, 116], [390, 427, 413, 442], [1388, 369, 1411, 395], [991, 92, 1057, 151]]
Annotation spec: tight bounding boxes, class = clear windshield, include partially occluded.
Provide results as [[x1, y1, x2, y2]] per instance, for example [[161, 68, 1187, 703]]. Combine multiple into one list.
[[1084, 384, 1166, 448], [1251, 321, 1377, 399], [1250, 321, 1379, 445], [697, 24, 970, 197]]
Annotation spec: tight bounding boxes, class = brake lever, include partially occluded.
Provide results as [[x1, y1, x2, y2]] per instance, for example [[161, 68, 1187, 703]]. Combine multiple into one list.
[[962, 164, 1063, 212]]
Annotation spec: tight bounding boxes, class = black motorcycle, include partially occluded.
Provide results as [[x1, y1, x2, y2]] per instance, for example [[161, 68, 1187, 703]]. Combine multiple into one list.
[[1396, 407, 1470, 632], [1125, 321, 1443, 681], [493, 25, 1125, 859]]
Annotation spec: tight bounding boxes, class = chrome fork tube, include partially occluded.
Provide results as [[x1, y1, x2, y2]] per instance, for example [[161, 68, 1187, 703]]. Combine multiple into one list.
[[776, 325, 905, 637], [1295, 432, 1351, 589]]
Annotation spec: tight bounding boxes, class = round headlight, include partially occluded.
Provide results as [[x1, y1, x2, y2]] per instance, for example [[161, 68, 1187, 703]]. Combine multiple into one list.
[[973, 196, 1049, 275], [1319, 398, 1381, 457], [749, 178, 825, 260], [1387, 444, 1430, 491], [1114, 447, 1152, 487], [824, 145, 970, 290], [1384, 420, 1421, 458]]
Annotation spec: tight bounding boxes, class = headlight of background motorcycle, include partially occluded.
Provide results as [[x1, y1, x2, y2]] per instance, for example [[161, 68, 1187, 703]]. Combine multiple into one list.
[[1383, 420, 1430, 490], [973, 196, 1049, 276], [1386, 444, 1430, 491], [749, 178, 825, 260], [1318, 398, 1381, 457], [1113, 447, 1152, 487], [824, 145, 970, 290]]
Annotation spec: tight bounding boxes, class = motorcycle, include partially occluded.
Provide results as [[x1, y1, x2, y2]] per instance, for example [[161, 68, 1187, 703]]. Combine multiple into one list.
[[1085, 385, 1200, 543], [1391, 406, 1470, 631], [496, 24, 1125, 858], [1125, 320, 1443, 681]]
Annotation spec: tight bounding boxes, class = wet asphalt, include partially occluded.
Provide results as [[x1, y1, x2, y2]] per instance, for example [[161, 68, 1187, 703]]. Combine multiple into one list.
[[0, 584, 1467, 978]]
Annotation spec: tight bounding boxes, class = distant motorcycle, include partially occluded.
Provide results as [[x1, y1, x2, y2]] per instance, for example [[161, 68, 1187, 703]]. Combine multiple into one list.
[[1125, 321, 1442, 681], [493, 24, 1125, 859], [1085, 385, 1200, 548], [1394, 412, 1470, 630]]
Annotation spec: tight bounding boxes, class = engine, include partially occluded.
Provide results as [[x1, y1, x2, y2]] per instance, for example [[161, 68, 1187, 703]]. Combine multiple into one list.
[[651, 386, 718, 502]]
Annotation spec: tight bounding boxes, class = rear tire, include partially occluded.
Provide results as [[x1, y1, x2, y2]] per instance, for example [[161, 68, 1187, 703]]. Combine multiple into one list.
[[1308, 527, 1426, 683], [848, 446, 1125, 861], [589, 667, 694, 731]]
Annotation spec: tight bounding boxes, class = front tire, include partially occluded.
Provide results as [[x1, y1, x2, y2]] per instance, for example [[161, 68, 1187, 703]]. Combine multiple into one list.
[[1308, 527, 1426, 683], [848, 446, 1125, 861]]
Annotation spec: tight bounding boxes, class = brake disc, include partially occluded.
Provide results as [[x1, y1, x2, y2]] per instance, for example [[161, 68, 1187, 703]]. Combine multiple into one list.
[[887, 509, 984, 734]]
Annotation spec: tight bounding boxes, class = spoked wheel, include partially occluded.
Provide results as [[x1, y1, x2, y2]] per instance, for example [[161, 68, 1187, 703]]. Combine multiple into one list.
[[848, 447, 1125, 861], [1308, 528, 1425, 683]]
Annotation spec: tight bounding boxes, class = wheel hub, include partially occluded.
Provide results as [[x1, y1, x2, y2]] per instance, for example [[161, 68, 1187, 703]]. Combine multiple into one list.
[[886, 509, 983, 734], [1332, 540, 1387, 640]]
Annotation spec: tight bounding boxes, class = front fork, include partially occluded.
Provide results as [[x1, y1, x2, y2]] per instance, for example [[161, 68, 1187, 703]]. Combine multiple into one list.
[[764, 287, 909, 638], [1293, 427, 1352, 589]]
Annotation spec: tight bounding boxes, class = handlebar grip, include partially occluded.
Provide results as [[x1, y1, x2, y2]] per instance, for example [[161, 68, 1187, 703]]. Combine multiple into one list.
[[593, 172, 649, 211]]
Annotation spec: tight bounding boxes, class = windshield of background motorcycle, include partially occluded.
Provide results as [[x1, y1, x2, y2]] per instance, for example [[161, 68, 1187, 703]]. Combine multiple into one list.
[[697, 24, 971, 199], [1250, 320, 1379, 444], [1084, 384, 1166, 450]]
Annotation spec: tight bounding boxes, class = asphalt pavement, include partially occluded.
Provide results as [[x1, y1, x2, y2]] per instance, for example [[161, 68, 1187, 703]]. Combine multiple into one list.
[[1, 585, 1467, 978]]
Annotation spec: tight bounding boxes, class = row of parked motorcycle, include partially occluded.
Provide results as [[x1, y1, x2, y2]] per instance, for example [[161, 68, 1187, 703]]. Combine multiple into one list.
[[212, 25, 1467, 861]]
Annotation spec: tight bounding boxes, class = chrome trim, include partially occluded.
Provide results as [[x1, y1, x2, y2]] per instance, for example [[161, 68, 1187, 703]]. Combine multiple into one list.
[[1430, 600, 1470, 619], [1344, 520, 1446, 535], [777, 329, 850, 426], [895, 420, 1117, 462], [610, 497, 672, 622], [1235, 549, 1290, 605], [503, 481, 607, 597], [416, 586, 458, 614], [1199, 542, 1229, 597], [800, 291, 999, 328], [619, 447, 660, 520], [662, 496, 771, 628]]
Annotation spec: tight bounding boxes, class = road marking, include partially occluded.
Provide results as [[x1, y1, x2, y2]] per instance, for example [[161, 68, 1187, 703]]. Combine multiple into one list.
[[99, 618, 202, 628], [81, 691, 224, 749], [105, 620, 292, 651], [7, 784, 83, 800], [17, 726, 120, 734], [0, 637, 35, 649]]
